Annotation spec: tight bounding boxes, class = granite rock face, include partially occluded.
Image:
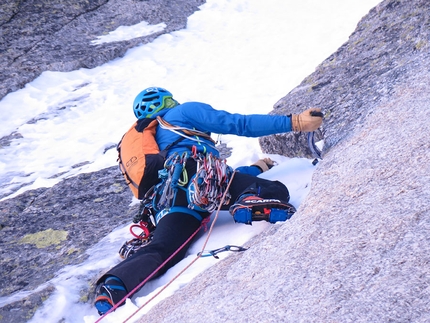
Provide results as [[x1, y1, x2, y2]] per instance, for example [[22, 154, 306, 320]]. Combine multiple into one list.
[[138, 0, 430, 322], [259, 0, 429, 159], [0, 0, 204, 101]]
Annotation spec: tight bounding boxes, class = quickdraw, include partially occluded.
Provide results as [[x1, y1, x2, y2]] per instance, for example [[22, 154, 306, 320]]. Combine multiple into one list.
[[197, 245, 248, 259], [307, 128, 324, 165], [132, 190, 157, 226], [154, 152, 189, 212]]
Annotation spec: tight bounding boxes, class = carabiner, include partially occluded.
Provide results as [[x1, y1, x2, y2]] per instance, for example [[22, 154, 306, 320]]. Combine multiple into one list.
[[198, 245, 248, 259], [307, 129, 323, 161]]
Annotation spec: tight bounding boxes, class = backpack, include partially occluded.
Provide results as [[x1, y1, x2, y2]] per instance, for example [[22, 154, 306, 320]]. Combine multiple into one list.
[[117, 118, 184, 199]]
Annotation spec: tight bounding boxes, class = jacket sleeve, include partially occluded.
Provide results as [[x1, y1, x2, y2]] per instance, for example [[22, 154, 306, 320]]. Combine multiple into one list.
[[179, 102, 292, 137]]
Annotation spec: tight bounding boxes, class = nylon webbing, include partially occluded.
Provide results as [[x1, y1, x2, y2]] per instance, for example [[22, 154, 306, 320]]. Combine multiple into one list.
[[157, 116, 216, 144]]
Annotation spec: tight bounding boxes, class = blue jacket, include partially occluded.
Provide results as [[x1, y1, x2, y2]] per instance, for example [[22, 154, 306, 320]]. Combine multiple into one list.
[[154, 102, 292, 158]]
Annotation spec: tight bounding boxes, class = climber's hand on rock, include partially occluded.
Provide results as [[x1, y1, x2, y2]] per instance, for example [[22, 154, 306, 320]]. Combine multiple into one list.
[[291, 108, 323, 132]]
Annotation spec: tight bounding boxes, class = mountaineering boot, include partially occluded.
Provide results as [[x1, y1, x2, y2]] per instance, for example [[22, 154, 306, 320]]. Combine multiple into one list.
[[229, 194, 296, 225], [94, 276, 128, 315]]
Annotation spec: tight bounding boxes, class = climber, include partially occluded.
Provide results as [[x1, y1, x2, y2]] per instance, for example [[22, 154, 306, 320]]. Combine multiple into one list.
[[94, 87, 323, 315]]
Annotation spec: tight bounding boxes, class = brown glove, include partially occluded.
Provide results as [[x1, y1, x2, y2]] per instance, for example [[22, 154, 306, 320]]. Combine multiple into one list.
[[291, 108, 323, 132], [252, 158, 276, 173]]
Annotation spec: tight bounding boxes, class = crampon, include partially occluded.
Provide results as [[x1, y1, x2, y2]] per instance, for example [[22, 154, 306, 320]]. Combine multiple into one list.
[[229, 195, 296, 225]]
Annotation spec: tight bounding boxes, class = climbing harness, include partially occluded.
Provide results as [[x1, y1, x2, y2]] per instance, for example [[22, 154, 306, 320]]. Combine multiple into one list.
[[153, 148, 233, 215], [198, 245, 248, 259], [307, 128, 324, 165], [154, 117, 232, 213], [119, 149, 233, 258]]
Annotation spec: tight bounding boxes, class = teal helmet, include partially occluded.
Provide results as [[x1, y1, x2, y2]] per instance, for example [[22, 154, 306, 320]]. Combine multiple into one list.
[[133, 87, 178, 119]]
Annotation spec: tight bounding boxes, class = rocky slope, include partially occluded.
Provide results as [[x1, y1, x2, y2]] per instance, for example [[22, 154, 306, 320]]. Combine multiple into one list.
[[0, 167, 136, 322], [0, 0, 204, 101], [0, 1, 204, 322]]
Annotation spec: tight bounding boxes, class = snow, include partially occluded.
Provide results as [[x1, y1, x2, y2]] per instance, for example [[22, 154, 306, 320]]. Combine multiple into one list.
[[91, 22, 167, 45], [0, 0, 381, 322]]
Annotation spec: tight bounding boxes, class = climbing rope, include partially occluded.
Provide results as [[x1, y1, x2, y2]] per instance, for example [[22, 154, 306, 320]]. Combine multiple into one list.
[[157, 116, 217, 148]]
